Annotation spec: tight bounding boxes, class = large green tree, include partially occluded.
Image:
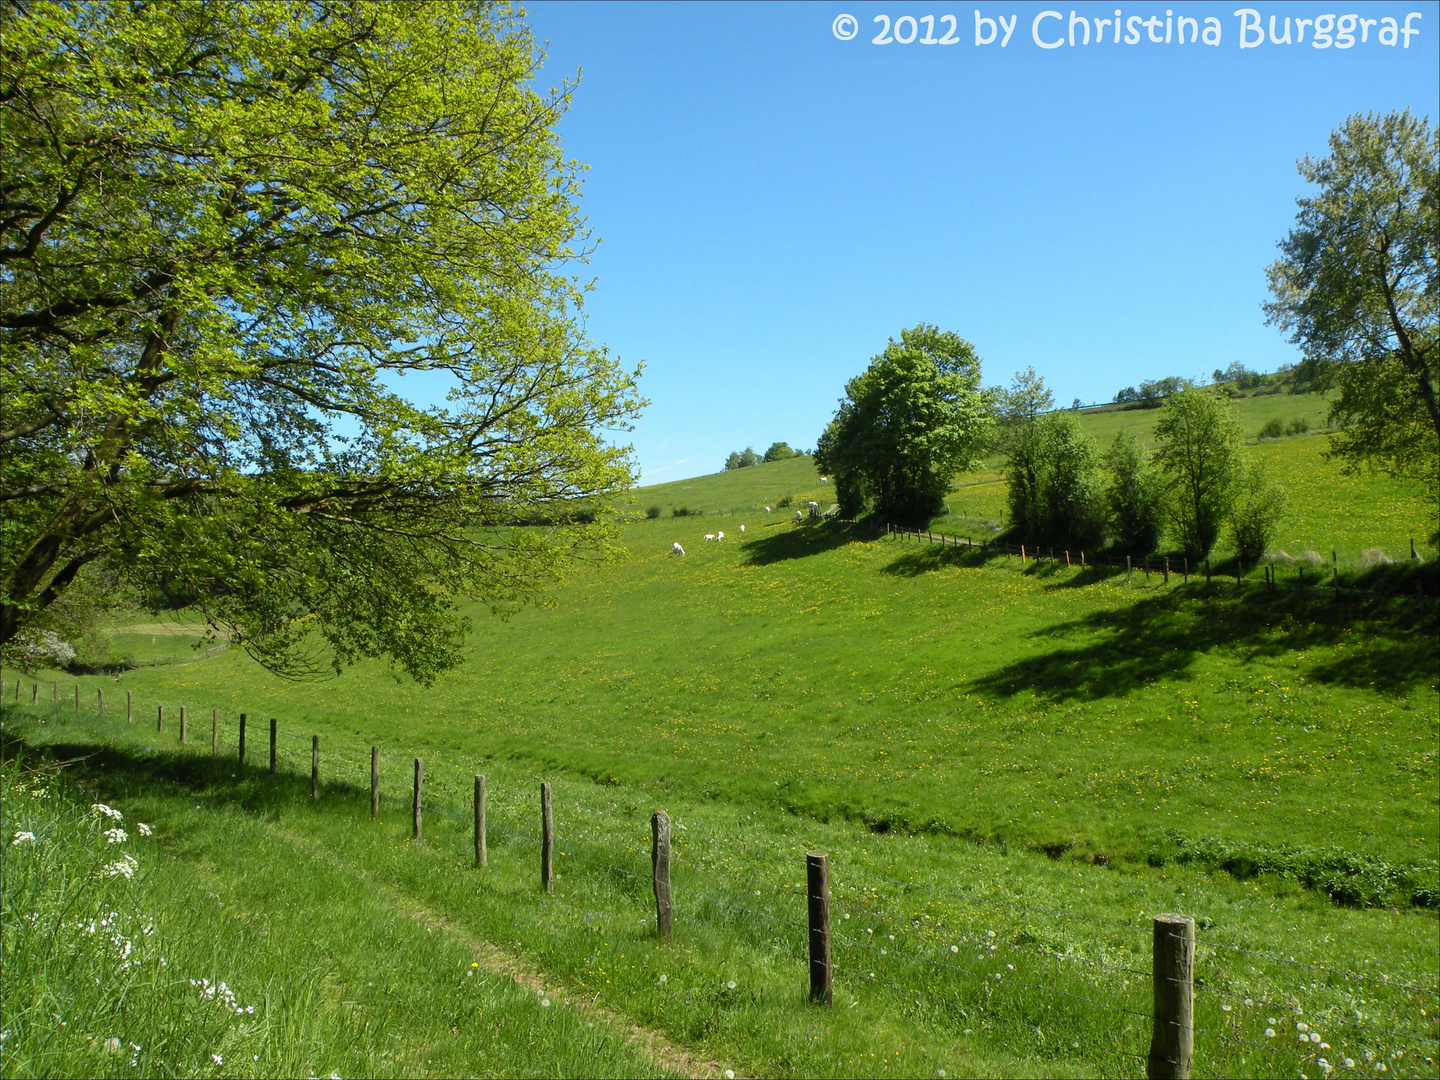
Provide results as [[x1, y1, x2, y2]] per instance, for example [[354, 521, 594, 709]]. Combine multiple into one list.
[[815, 325, 992, 524], [1264, 110, 1438, 520], [0, 2, 644, 682], [1152, 388, 1244, 561]]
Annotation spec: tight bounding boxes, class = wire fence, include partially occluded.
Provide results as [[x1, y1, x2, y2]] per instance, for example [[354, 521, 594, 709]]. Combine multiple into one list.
[[4, 686, 1437, 1079]]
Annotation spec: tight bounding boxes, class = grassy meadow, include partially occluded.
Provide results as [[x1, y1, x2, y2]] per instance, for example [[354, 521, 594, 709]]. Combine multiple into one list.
[[3, 388, 1437, 1078]]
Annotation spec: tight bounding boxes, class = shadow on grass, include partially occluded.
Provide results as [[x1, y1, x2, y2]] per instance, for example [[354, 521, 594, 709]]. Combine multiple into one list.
[[968, 586, 1439, 702], [740, 521, 873, 566]]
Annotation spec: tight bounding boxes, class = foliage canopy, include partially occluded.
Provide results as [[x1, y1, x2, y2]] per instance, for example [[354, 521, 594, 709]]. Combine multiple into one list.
[[1265, 110, 1438, 518], [815, 325, 992, 524], [0, 1, 644, 682], [1153, 389, 1244, 561]]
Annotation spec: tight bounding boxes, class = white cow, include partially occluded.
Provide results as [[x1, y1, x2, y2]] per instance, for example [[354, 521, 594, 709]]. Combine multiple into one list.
[[672, 542, 685, 556], [716, 531, 724, 541], [703, 533, 716, 542]]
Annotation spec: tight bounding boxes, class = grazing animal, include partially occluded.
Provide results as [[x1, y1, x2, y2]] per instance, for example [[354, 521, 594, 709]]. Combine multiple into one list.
[[764, 506, 772, 513], [807, 500, 820, 509], [819, 476, 828, 483], [794, 510, 803, 522], [704, 533, 716, 542], [739, 524, 746, 533], [716, 531, 724, 541], [672, 542, 685, 556]]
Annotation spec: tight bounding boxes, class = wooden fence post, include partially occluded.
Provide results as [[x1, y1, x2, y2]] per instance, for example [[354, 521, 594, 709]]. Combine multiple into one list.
[[1065, 550, 1071, 568], [270, 718, 277, 775], [239, 713, 246, 763], [652, 810, 672, 941], [52, 681, 56, 703], [211, 709, 218, 755], [1183, 557, 1188, 583], [311, 735, 319, 799], [126, 689, 132, 723], [97, 687, 103, 717], [32, 683, 38, 705], [807, 851, 832, 1006], [541, 781, 553, 894], [1147, 913, 1194, 1079], [1127, 555, 1132, 580], [1163, 557, 1170, 584], [74, 684, 79, 712], [1080, 550, 1085, 567], [179, 705, 187, 744], [1020, 544, 1026, 562], [371, 747, 380, 819], [474, 775, 487, 868], [413, 758, 423, 840], [157, 704, 163, 733]]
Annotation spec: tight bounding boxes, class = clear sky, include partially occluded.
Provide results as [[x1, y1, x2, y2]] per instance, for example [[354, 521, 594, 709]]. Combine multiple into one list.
[[519, 1, 1439, 483]]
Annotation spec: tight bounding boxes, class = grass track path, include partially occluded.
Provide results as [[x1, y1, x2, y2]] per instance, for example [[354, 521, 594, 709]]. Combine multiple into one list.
[[269, 822, 729, 1080]]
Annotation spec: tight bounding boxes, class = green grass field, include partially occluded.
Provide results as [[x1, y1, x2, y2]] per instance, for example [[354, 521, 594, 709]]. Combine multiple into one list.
[[4, 388, 1436, 1078]]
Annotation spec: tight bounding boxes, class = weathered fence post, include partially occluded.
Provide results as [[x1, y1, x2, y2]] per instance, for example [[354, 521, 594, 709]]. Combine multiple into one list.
[[211, 709, 218, 755], [540, 781, 554, 894], [157, 704, 163, 733], [311, 735, 319, 799], [1144, 558, 1151, 581], [1163, 557, 1170, 584], [413, 758, 423, 840], [239, 713, 246, 763], [371, 747, 380, 819], [126, 689, 132, 723], [179, 705, 187, 744], [474, 775, 487, 868], [652, 810, 672, 941], [1127, 555, 1133, 580], [1080, 550, 1085, 567], [269, 718, 278, 775], [1147, 913, 1194, 1079], [1020, 544, 1026, 562], [52, 681, 57, 703], [1182, 557, 1188, 583], [32, 683, 38, 705], [97, 687, 104, 717], [807, 851, 832, 1006], [1065, 550, 1071, 568]]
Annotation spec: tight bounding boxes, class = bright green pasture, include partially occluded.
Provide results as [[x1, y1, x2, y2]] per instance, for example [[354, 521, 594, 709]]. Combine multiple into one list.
[[633, 455, 833, 518], [4, 703, 1436, 1079]]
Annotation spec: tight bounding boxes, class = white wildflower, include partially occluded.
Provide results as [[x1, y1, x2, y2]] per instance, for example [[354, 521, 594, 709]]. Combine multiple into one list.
[[1344, 1059, 1355, 1069], [103, 827, 128, 844], [137, 824, 152, 837], [211, 1053, 223, 1065], [1311, 1033, 1322, 1044], [12, 831, 35, 843], [103, 1037, 121, 1053], [1265, 1028, 1276, 1038], [726, 981, 736, 990], [950, 945, 958, 953], [91, 803, 123, 821], [540, 999, 550, 1008], [1298, 1022, 1310, 1033], [725, 1071, 735, 1080], [658, 974, 667, 984]]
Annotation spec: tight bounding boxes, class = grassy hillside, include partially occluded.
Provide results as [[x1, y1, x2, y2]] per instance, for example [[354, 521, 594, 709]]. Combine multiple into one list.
[[5, 387, 1435, 1078]]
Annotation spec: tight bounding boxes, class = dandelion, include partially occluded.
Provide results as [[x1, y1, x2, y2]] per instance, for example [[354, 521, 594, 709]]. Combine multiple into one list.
[[1298, 1022, 1310, 1033], [887, 934, 895, 941], [1265, 1028, 1276, 1038], [658, 974, 667, 983], [1222, 1004, 1232, 1012], [726, 980, 736, 990], [843, 913, 850, 920], [541, 998, 551, 1008], [725, 1071, 735, 1079], [137, 824, 152, 837], [1344, 1059, 1355, 1069], [1311, 1033, 1322, 1044], [103, 827, 128, 844], [104, 1037, 121, 1053], [1244, 998, 1254, 1007], [950, 945, 958, 953], [986, 930, 995, 938]]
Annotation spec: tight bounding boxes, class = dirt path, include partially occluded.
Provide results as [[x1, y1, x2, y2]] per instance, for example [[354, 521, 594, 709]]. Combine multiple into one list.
[[270, 824, 732, 1080]]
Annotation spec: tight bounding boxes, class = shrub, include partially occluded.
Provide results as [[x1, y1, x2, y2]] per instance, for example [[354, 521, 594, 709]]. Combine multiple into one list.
[[1230, 461, 1287, 563], [1, 629, 76, 673], [762, 442, 797, 462], [1286, 417, 1310, 436], [671, 507, 702, 518], [645, 505, 661, 519], [1258, 417, 1285, 439], [776, 495, 793, 508], [724, 448, 759, 470]]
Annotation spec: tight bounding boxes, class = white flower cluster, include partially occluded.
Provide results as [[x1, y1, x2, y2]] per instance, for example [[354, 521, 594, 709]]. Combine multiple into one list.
[[12, 830, 36, 843], [91, 803, 123, 821], [190, 978, 256, 1016], [103, 854, 138, 879], [103, 827, 128, 844]]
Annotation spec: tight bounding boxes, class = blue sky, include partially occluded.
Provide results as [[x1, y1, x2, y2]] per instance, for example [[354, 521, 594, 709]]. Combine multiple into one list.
[[519, 1, 1439, 483]]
